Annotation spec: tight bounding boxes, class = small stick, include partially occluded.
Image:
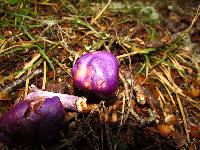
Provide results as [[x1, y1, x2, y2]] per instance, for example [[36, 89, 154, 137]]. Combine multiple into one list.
[[0, 69, 43, 100]]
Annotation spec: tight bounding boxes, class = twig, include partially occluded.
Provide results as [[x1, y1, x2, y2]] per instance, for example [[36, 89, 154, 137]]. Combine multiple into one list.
[[0, 69, 43, 100]]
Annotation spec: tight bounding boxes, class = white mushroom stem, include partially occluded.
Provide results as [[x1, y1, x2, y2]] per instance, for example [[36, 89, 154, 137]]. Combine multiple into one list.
[[24, 85, 91, 113]]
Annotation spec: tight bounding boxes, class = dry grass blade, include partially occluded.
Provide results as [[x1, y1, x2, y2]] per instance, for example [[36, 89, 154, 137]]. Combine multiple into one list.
[[0, 39, 5, 47], [119, 72, 130, 126], [24, 69, 32, 96], [154, 68, 198, 104], [191, 111, 200, 119], [0, 45, 22, 54], [42, 61, 47, 90], [117, 48, 156, 59], [177, 54, 200, 71], [15, 53, 41, 78], [169, 56, 185, 76], [52, 58, 72, 77], [153, 66, 198, 143], [157, 89, 165, 110], [0, 33, 24, 55], [183, 5, 200, 34], [91, 0, 112, 24], [57, 24, 70, 52], [161, 67, 198, 104], [176, 94, 190, 142], [160, 79, 176, 106]]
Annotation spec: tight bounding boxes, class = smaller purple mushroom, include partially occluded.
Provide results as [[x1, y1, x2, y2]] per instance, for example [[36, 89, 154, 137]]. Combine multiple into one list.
[[0, 96, 65, 144], [72, 51, 119, 98], [0, 85, 93, 144]]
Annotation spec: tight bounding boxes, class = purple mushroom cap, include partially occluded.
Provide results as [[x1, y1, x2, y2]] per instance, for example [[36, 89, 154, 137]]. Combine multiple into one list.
[[0, 96, 65, 144], [72, 51, 119, 98]]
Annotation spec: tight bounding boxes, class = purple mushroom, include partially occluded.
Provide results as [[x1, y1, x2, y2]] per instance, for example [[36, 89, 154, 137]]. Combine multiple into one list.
[[72, 51, 119, 98], [0, 96, 65, 144], [0, 86, 93, 144]]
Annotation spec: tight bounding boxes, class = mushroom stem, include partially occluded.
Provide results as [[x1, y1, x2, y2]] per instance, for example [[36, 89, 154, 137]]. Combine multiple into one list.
[[25, 85, 94, 113]]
